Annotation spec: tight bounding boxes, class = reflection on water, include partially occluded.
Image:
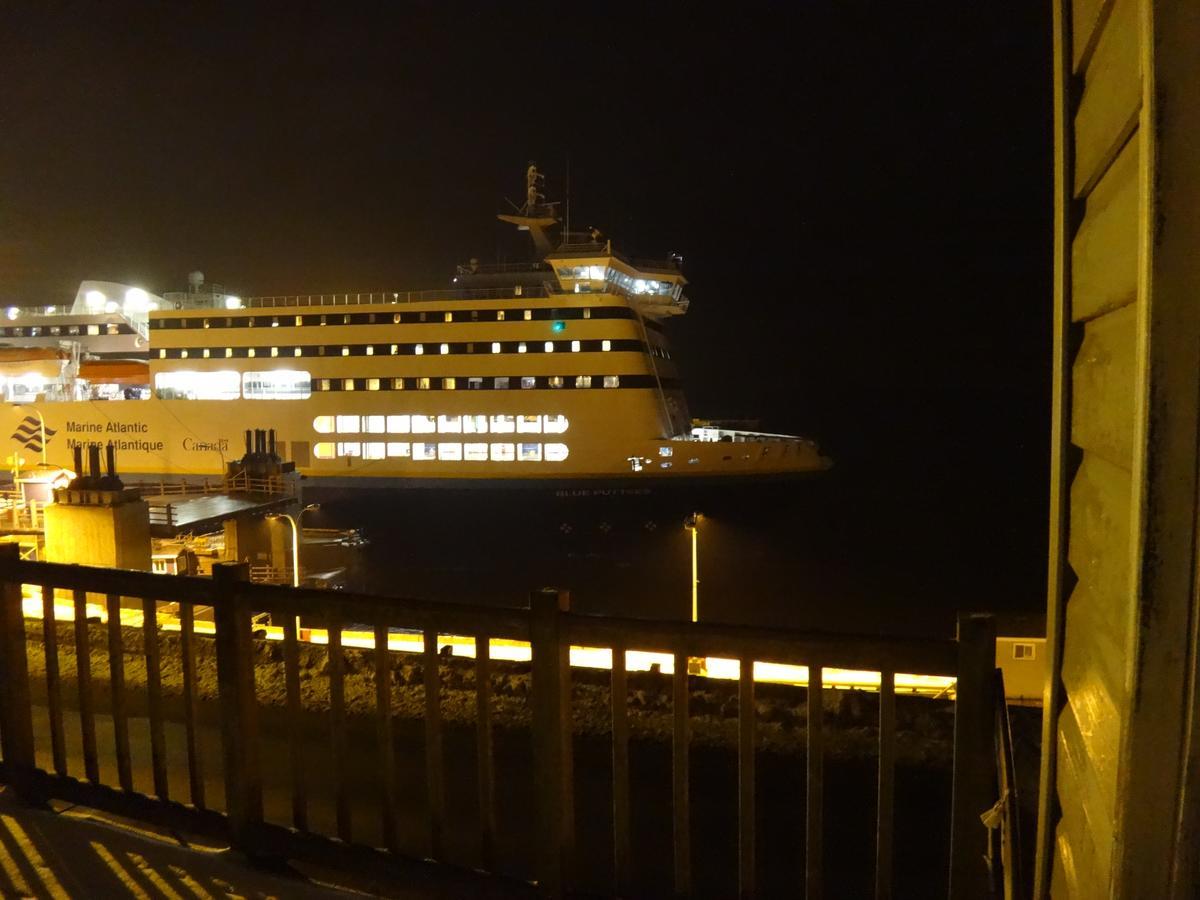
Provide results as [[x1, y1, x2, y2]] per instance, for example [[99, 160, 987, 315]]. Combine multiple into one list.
[[303, 468, 1043, 638]]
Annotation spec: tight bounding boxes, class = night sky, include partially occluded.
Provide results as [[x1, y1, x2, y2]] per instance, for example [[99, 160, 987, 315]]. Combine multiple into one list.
[[1, 4, 1053, 615]]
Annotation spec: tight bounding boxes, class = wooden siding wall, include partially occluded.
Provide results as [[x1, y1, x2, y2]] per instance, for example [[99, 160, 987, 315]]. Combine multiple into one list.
[[1051, 0, 1143, 893], [1042, 0, 1200, 897]]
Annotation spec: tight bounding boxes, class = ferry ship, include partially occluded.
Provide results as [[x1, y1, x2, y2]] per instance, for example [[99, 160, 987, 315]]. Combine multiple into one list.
[[0, 168, 829, 488]]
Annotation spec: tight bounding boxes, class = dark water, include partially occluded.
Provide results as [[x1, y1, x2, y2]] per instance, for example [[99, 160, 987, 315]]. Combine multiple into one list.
[[304, 464, 1045, 639]]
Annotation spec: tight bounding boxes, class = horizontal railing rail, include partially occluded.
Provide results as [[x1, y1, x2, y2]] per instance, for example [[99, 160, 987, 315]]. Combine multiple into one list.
[[0, 549, 999, 899], [245, 286, 552, 308]]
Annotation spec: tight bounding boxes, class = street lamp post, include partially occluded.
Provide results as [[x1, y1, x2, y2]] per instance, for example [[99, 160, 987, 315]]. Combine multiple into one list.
[[684, 512, 701, 623], [270, 503, 319, 588]]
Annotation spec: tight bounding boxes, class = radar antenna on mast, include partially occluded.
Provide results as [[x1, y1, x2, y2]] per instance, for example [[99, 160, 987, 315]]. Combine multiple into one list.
[[498, 161, 560, 256]]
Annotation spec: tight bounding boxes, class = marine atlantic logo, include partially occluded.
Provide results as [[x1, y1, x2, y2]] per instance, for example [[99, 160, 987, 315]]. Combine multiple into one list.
[[11, 415, 56, 453]]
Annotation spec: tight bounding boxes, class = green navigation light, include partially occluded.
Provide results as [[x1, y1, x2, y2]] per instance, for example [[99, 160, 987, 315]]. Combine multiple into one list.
[[551, 320, 566, 333]]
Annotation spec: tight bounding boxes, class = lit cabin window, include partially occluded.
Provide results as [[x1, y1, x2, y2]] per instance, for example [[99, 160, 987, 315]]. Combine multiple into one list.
[[415, 344, 424, 355], [320, 315, 327, 325], [497, 310, 506, 322], [518, 342, 527, 354], [225, 348, 233, 358], [336, 416, 360, 433], [337, 442, 361, 457], [159, 349, 167, 359], [518, 443, 542, 461], [602, 340, 611, 351], [444, 312, 453, 323], [314, 442, 336, 459], [390, 344, 398, 355], [366, 346, 374, 356], [364, 416, 385, 434], [343, 378, 355, 391], [88, 324, 100, 335], [271, 317, 280, 328], [468, 377, 483, 390], [340, 346, 349, 357], [659, 446, 673, 457], [270, 347, 279, 357], [413, 442, 437, 461], [342, 314, 351, 324], [490, 443, 515, 461], [387, 442, 411, 457], [393, 313, 401, 324], [313, 416, 335, 433], [491, 342, 501, 354], [571, 340, 580, 352], [440, 343, 449, 355], [437, 443, 462, 461], [412, 415, 436, 434], [603, 375, 620, 388], [494, 376, 509, 389], [464, 443, 488, 461], [463, 415, 488, 433], [154, 370, 241, 400], [490, 415, 515, 433], [523, 310, 532, 321], [518, 415, 541, 434], [544, 341, 554, 353], [295, 316, 303, 326], [202, 348, 211, 359], [318, 378, 331, 391], [387, 415, 410, 433], [438, 415, 462, 434], [545, 443, 569, 462], [367, 378, 381, 391], [203, 318, 211, 329], [417, 377, 431, 390], [242, 370, 312, 400], [443, 377, 456, 390], [583, 308, 592, 319], [521, 376, 536, 389], [391, 377, 405, 390], [294, 347, 303, 357], [543, 415, 568, 434], [363, 442, 385, 460], [180, 350, 189, 359], [548, 376, 564, 388]]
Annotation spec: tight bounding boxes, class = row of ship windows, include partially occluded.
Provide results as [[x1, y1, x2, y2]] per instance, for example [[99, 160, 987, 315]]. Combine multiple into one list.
[[314, 413, 569, 435], [314, 441, 569, 462], [151, 369, 663, 400], [2, 323, 132, 338], [151, 306, 636, 330], [155, 338, 670, 359]]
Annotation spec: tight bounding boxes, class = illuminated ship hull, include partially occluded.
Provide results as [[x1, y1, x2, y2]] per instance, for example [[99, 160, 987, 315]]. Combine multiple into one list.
[[0, 288, 827, 485]]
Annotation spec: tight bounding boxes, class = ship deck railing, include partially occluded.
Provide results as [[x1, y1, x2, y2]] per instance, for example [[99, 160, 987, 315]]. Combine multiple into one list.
[[0, 546, 1012, 899], [245, 286, 553, 308]]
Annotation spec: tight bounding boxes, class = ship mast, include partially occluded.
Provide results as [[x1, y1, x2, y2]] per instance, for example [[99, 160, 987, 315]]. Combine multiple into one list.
[[497, 162, 560, 256]]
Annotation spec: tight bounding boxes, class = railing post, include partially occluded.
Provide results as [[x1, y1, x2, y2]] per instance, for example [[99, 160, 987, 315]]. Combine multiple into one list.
[[949, 613, 997, 900], [213, 562, 263, 851], [0, 544, 37, 800], [530, 588, 574, 898]]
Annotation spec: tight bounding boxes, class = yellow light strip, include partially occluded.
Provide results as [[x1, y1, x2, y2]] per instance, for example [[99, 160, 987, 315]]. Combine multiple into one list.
[[21, 585, 956, 696]]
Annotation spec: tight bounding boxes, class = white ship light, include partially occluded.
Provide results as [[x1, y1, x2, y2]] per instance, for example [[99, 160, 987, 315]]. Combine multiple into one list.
[[45, 306, 56, 314], [224, 295, 243, 310], [123, 287, 149, 311], [85, 290, 106, 311], [105, 301, 119, 313], [5, 308, 17, 321]]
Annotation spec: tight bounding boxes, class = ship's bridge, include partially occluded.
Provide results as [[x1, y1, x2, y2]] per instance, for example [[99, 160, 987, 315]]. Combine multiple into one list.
[[545, 245, 689, 318]]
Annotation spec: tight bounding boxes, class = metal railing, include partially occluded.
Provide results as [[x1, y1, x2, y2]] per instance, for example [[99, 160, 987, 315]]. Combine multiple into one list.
[[0, 548, 1002, 898], [246, 287, 552, 309]]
